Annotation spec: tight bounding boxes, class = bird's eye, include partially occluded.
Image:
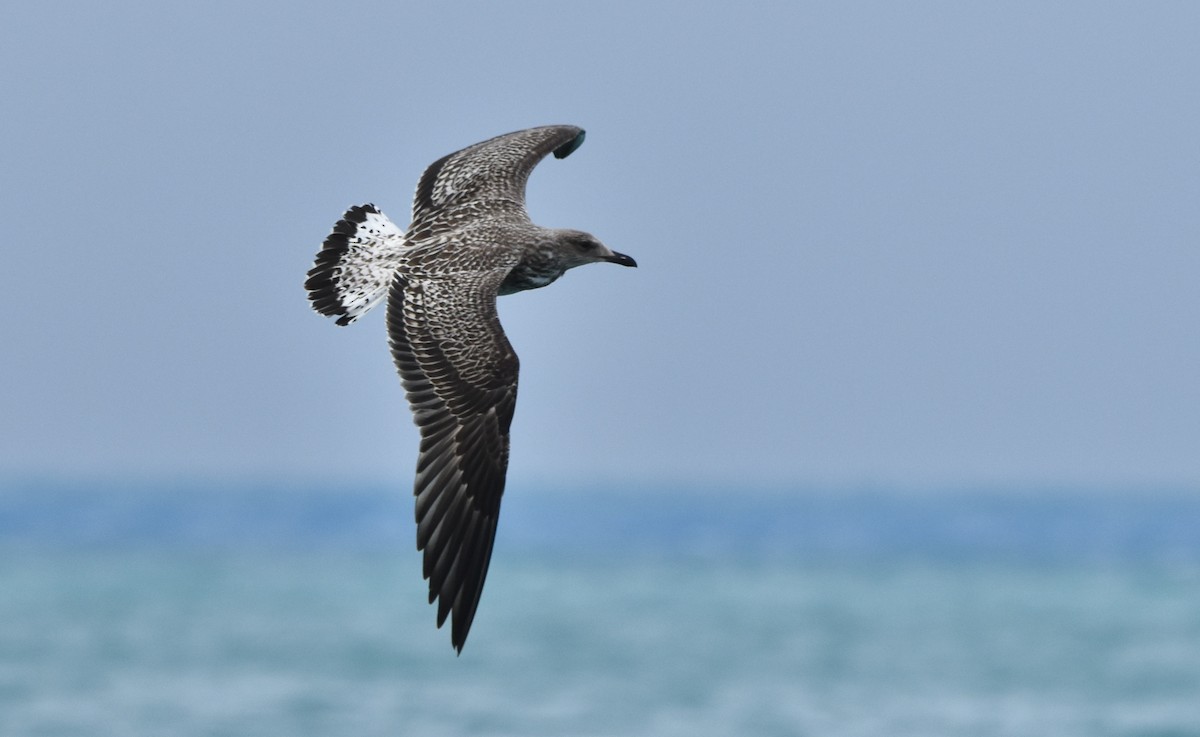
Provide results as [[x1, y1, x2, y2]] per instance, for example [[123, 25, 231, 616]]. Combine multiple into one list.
[[579, 239, 597, 250]]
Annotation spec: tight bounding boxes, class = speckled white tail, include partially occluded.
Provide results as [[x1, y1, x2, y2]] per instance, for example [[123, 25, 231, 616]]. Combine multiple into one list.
[[305, 204, 406, 326]]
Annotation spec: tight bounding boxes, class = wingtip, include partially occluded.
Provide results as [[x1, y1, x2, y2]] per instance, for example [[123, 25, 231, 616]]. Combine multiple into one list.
[[553, 129, 585, 159], [442, 612, 468, 654]]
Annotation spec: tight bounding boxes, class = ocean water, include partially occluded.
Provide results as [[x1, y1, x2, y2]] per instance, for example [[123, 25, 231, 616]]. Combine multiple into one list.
[[3, 482, 1200, 737]]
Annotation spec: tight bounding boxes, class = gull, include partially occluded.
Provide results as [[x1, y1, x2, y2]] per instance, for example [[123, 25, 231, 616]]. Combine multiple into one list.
[[305, 125, 636, 652]]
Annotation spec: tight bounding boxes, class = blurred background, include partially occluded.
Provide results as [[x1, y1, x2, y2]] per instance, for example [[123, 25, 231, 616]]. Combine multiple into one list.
[[2, 2, 1198, 735]]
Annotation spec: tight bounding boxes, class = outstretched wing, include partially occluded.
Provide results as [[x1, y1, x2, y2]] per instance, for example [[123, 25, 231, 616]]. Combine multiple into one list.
[[410, 125, 586, 232], [386, 262, 519, 653]]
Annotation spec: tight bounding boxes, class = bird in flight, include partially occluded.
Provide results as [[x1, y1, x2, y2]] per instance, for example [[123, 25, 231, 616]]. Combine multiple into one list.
[[305, 126, 637, 652]]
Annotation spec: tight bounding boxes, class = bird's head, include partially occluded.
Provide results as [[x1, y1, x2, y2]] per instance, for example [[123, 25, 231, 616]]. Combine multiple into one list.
[[553, 229, 638, 270]]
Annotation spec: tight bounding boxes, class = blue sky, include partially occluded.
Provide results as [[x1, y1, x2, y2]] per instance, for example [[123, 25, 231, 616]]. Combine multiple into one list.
[[2, 2, 1197, 490]]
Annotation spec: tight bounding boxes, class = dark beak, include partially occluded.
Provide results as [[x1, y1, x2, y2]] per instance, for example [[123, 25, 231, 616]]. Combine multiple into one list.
[[605, 251, 638, 268]]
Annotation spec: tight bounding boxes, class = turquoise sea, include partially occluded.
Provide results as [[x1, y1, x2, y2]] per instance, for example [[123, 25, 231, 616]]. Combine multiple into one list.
[[3, 482, 1200, 737]]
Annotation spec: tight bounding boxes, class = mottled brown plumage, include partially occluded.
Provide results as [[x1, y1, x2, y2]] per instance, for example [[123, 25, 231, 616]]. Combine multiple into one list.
[[305, 126, 636, 652]]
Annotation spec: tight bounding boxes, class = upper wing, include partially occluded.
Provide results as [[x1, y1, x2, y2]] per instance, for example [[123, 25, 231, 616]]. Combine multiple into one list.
[[410, 125, 586, 231], [386, 262, 519, 653]]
